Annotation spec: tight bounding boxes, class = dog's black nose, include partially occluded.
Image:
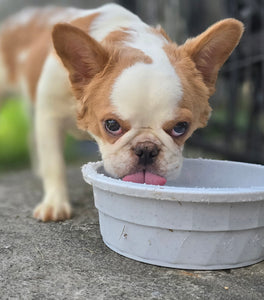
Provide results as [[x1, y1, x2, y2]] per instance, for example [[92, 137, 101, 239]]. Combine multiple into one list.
[[134, 142, 159, 166]]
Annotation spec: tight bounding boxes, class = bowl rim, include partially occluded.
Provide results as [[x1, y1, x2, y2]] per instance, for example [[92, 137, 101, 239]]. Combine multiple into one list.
[[82, 158, 264, 203]]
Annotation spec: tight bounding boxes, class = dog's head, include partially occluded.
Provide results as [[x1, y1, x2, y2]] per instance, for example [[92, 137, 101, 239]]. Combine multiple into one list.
[[52, 18, 243, 184]]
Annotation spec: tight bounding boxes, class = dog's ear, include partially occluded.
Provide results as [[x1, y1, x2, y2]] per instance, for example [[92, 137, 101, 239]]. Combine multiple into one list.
[[52, 23, 109, 96], [179, 19, 244, 95]]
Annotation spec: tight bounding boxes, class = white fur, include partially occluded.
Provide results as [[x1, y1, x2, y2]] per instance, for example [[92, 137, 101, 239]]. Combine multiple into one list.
[[111, 62, 182, 127]]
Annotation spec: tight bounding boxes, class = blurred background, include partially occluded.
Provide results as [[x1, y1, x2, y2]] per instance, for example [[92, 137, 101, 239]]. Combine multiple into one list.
[[0, 0, 263, 173]]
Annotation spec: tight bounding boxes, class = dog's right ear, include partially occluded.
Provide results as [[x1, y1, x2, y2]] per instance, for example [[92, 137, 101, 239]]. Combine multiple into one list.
[[52, 23, 109, 97], [178, 19, 244, 95]]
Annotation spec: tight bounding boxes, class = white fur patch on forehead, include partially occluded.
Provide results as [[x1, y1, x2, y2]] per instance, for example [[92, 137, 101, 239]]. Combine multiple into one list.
[[111, 17, 183, 128], [111, 62, 182, 127]]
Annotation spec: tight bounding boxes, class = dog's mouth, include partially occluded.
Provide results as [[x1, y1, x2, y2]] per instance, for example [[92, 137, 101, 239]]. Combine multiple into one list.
[[122, 170, 166, 186]]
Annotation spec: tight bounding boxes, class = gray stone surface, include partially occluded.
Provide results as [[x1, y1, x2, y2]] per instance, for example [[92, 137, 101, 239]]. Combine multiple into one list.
[[0, 166, 264, 300]]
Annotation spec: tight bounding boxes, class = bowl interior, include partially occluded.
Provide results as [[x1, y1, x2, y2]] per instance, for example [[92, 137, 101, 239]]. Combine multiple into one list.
[[166, 159, 264, 189]]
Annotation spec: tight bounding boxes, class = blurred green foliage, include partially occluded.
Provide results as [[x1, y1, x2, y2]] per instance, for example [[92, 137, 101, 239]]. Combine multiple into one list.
[[0, 98, 30, 171]]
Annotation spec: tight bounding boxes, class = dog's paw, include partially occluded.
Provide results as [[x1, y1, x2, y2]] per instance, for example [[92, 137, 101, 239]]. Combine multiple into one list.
[[33, 201, 72, 222]]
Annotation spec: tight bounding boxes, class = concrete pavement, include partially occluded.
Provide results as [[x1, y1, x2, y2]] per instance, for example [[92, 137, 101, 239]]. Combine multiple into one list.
[[1, 166, 264, 300]]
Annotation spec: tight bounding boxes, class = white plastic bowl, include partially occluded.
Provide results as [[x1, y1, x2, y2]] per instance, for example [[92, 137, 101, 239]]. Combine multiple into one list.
[[82, 158, 264, 270]]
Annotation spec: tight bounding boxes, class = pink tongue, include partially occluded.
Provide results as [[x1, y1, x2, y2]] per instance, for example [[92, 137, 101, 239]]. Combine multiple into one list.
[[122, 171, 166, 185]]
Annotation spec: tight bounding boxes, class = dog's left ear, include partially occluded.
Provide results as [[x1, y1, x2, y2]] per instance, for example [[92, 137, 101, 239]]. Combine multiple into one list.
[[52, 23, 109, 98], [179, 19, 244, 95]]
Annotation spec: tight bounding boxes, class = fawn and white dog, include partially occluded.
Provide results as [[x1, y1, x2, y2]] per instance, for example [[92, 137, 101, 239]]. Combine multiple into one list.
[[0, 4, 243, 221]]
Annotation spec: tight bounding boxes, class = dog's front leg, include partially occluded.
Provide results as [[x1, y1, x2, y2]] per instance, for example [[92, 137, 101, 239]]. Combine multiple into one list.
[[33, 110, 71, 221], [32, 54, 75, 222], [33, 110, 71, 222]]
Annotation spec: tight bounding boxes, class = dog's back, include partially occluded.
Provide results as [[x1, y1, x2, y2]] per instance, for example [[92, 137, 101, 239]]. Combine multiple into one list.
[[0, 7, 68, 99], [0, 4, 140, 101]]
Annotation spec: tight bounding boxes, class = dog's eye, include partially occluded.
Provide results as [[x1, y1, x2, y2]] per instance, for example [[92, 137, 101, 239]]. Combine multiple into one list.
[[171, 122, 189, 137], [104, 119, 122, 135]]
